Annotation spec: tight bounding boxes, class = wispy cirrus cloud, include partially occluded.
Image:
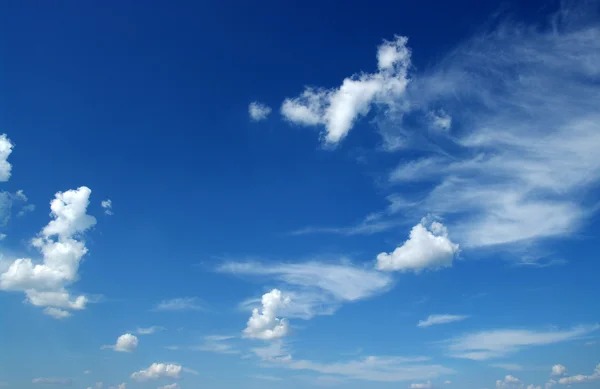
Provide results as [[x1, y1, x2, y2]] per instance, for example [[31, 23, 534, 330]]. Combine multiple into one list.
[[153, 297, 205, 311], [444, 324, 599, 360], [417, 314, 469, 328], [218, 260, 392, 319]]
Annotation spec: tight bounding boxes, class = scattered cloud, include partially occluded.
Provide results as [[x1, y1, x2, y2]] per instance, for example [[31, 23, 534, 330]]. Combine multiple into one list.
[[445, 325, 599, 360], [0, 187, 97, 318], [410, 381, 433, 389], [135, 326, 165, 335], [552, 364, 567, 376], [219, 260, 392, 319], [417, 314, 468, 328], [192, 335, 239, 354], [244, 289, 290, 340], [32, 377, 72, 385], [157, 384, 178, 389], [0, 134, 13, 182], [281, 35, 410, 145], [444, 381, 451, 385], [376, 219, 459, 272], [153, 297, 204, 311], [281, 355, 454, 383], [557, 363, 600, 385], [102, 333, 139, 352], [83, 370, 91, 374], [101, 199, 112, 215], [130, 363, 182, 381], [428, 109, 451, 131], [17, 203, 35, 217], [490, 364, 524, 371], [249, 101, 272, 121], [107, 384, 125, 389]]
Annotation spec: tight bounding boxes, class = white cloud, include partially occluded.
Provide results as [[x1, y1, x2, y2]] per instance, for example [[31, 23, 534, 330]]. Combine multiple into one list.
[[490, 364, 524, 371], [376, 220, 459, 272], [15, 190, 27, 201], [249, 101, 272, 121], [43, 307, 71, 319], [32, 377, 72, 385], [251, 340, 292, 362], [219, 260, 392, 319], [418, 314, 468, 328], [135, 326, 165, 335], [557, 363, 600, 385], [192, 335, 239, 354], [428, 109, 451, 131], [445, 325, 599, 360], [102, 333, 139, 352], [411, 381, 433, 389], [157, 384, 179, 389], [0, 134, 14, 182], [552, 364, 567, 376], [153, 297, 204, 311], [101, 199, 113, 215], [84, 370, 91, 374], [496, 375, 521, 389], [130, 363, 183, 381], [244, 289, 290, 340], [284, 355, 454, 382], [444, 381, 451, 385], [107, 384, 126, 389], [17, 203, 35, 217], [0, 187, 96, 318], [281, 36, 410, 145]]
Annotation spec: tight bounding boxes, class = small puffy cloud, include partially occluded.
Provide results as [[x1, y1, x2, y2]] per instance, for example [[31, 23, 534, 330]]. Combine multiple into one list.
[[376, 219, 459, 272], [496, 375, 521, 389], [130, 363, 182, 381], [281, 36, 410, 145], [0, 134, 14, 182], [153, 297, 204, 311], [0, 186, 97, 318], [83, 370, 91, 374], [444, 381, 451, 385], [417, 314, 468, 328], [135, 326, 165, 335], [43, 307, 71, 319], [17, 203, 35, 217], [157, 384, 179, 389], [244, 289, 290, 340], [107, 384, 126, 389], [101, 199, 113, 215], [103, 333, 139, 352], [410, 381, 433, 388], [446, 325, 599, 360], [428, 109, 452, 131], [249, 102, 272, 121], [552, 364, 567, 376], [32, 377, 72, 385]]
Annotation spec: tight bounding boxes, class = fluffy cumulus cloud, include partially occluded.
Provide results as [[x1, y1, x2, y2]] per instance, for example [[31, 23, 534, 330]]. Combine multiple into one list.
[[248, 101, 272, 121], [376, 219, 459, 272], [244, 289, 290, 340], [0, 134, 13, 182], [445, 325, 599, 360], [102, 333, 139, 352], [281, 35, 410, 145], [130, 363, 183, 381], [0, 186, 97, 318], [552, 364, 567, 376], [496, 375, 521, 389], [219, 260, 392, 319], [417, 314, 468, 328], [557, 363, 600, 385]]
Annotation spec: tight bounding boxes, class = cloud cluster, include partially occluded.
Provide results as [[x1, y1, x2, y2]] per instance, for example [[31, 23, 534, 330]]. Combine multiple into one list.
[[0, 134, 13, 182], [220, 260, 392, 319], [281, 35, 411, 145], [0, 186, 97, 318], [557, 363, 600, 385], [376, 220, 459, 272], [130, 363, 182, 381], [244, 289, 290, 340]]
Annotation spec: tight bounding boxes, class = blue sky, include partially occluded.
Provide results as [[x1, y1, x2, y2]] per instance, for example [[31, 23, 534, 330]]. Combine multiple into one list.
[[1, 0, 599, 388]]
